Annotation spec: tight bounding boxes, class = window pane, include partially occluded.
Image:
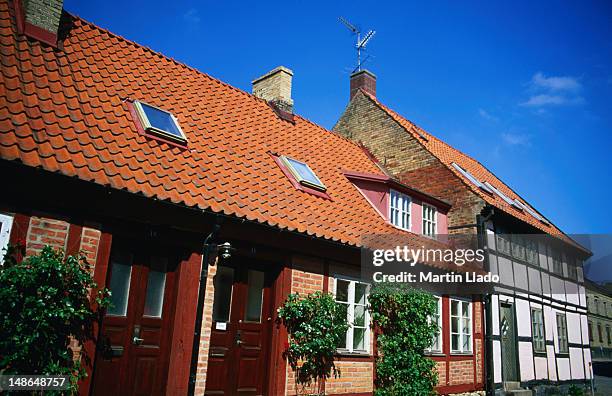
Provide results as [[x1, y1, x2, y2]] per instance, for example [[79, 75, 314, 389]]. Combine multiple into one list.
[[451, 300, 459, 316], [354, 305, 366, 327], [452, 334, 459, 351], [245, 270, 265, 322], [336, 280, 349, 302], [463, 334, 472, 351], [107, 252, 133, 316], [140, 103, 183, 138], [212, 266, 234, 322], [284, 157, 325, 189], [143, 257, 167, 317], [451, 316, 459, 333], [353, 327, 365, 351], [354, 283, 367, 305]]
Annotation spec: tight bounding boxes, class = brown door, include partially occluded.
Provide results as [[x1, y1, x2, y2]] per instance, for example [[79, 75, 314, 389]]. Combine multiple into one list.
[[91, 243, 178, 396], [205, 261, 274, 395]]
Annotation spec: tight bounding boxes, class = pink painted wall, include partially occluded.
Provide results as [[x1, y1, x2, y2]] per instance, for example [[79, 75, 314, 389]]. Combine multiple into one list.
[[352, 179, 389, 220], [351, 179, 448, 236]]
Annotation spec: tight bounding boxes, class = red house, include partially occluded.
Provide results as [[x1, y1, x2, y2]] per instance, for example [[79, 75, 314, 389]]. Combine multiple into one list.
[[0, 1, 485, 394]]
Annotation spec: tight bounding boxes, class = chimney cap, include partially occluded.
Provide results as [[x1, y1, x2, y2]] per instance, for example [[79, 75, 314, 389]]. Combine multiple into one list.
[[252, 66, 293, 85], [350, 69, 376, 79]]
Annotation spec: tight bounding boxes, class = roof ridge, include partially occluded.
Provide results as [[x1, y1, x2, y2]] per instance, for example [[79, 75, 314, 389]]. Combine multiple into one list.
[[66, 11, 367, 154]]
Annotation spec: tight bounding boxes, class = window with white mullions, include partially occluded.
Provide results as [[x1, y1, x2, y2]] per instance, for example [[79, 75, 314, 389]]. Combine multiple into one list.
[[422, 204, 437, 237], [556, 313, 568, 353], [335, 278, 370, 353], [450, 299, 472, 353], [531, 308, 545, 353], [426, 296, 442, 353], [390, 190, 411, 231]]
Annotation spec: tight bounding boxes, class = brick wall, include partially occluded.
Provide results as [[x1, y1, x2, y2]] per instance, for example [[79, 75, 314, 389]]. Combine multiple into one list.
[[333, 92, 486, 233], [437, 361, 447, 386], [26, 216, 69, 256], [22, 0, 63, 33], [194, 259, 218, 395], [449, 360, 474, 385]]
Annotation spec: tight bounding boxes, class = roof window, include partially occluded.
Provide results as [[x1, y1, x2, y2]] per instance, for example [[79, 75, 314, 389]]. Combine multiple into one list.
[[280, 156, 326, 191], [133, 101, 186, 143], [451, 163, 492, 194]]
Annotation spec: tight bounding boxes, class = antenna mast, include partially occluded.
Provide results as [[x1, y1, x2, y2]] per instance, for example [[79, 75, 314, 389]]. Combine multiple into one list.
[[338, 16, 376, 72]]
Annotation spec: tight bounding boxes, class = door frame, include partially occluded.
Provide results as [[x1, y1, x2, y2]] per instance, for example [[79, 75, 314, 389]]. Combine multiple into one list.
[[205, 255, 280, 395], [89, 232, 202, 395]]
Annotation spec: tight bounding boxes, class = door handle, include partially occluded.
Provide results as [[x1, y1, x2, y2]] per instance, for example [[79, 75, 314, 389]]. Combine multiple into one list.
[[132, 325, 144, 345], [235, 330, 242, 346]]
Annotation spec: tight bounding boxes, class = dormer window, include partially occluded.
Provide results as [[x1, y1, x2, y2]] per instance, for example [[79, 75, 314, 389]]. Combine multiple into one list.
[[422, 204, 437, 237], [280, 156, 326, 191], [390, 189, 411, 230], [133, 101, 187, 143]]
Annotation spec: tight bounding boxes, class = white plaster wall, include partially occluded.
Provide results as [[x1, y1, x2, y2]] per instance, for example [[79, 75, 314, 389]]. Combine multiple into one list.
[[547, 345, 558, 381], [498, 256, 514, 287], [569, 347, 585, 379], [567, 312, 582, 344], [492, 294, 500, 336], [583, 348, 592, 380], [519, 341, 535, 381], [516, 298, 532, 337], [541, 273, 551, 297], [534, 356, 548, 380], [550, 276, 566, 303], [514, 262, 528, 291], [565, 281, 579, 306], [493, 340, 502, 383], [578, 285, 587, 308], [580, 314, 589, 346], [544, 305, 555, 341], [528, 267, 542, 295], [557, 358, 571, 381]]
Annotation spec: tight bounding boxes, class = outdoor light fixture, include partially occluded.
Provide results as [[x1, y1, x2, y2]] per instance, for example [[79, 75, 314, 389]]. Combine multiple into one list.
[[217, 242, 233, 260]]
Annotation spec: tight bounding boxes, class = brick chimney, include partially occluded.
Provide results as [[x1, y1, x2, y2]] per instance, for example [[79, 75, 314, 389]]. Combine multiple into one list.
[[350, 69, 376, 100], [15, 0, 64, 47], [252, 66, 294, 113]]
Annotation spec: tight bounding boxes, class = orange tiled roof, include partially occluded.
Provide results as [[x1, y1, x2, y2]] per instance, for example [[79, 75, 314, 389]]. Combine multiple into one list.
[[0, 3, 435, 249], [359, 91, 587, 251]]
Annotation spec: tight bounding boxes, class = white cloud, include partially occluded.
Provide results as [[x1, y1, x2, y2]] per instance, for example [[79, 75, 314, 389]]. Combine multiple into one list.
[[478, 108, 499, 122], [521, 72, 584, 108], [501, 132, 531, 147], [531, 72, 581, 92], [183, 8, 201, 25], [521, 94, 584, 107]]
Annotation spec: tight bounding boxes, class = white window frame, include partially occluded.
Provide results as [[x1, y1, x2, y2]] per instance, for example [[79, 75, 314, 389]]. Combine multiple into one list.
[[133, 100, 187, 143], [389, 189, 411, 231], [334, 276, 370, 354], [426, 296, 443, 353], [422, 203, 437, 237], [450, 298, 473, 354], [531, 308, 545, 353], [0, 213, 14, 264], [556, 313, 568, 353]]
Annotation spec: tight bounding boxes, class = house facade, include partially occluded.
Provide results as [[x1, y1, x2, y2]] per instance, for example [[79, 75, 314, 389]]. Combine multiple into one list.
[[585, 280, 612, 376], [334, 70, 592, 395], [1, 1, 485, 395]]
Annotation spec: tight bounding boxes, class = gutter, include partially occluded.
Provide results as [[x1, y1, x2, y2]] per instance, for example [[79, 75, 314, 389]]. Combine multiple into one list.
[[187, 221, 222, 396], [477, 206, 495, 396]]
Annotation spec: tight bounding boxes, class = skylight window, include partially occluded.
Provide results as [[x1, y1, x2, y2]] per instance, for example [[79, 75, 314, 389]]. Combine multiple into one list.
[[280, 156, 326, 191], [451, 163, 492, 194], [483, 181, 521, 209], [133, 101, 186, 142]]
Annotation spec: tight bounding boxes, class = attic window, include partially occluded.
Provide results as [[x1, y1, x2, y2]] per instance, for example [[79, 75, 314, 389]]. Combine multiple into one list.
[[280, 156, 326, 191], [133, 101, 186, 143], [451, 163, 492, 194]]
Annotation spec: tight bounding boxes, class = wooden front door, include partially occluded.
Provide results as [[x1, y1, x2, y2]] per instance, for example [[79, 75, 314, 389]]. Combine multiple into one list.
[[91, 243, 178, 396], [205, 261, 274, 395]]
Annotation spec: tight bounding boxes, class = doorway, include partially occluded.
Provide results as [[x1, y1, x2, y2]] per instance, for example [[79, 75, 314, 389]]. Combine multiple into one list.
[[500, 302, 519, 382], [205, 260, 275, 395], [91, 242, 179, 395]]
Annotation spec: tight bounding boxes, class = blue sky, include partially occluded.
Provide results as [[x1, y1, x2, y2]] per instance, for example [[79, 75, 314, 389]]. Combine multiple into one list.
[[64, 0, 612, 234]]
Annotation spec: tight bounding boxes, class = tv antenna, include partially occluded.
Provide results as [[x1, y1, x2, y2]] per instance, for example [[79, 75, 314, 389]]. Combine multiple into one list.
[[338, 16, 376, 72]]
